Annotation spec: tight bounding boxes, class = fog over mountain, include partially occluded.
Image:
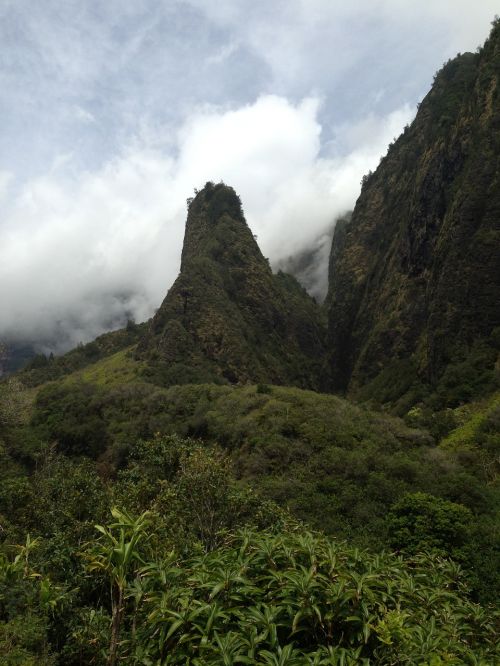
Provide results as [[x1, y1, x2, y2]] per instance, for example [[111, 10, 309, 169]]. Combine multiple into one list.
[[0, 1, 497, 352]]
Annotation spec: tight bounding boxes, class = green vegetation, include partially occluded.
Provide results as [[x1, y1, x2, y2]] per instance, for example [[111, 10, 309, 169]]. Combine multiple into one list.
[[20, 321, 146, 388], [355, 331, 500, 419], [76, 520, 500, 665], [1, 20, 499, 664], [441, 392, 500, 459], [2, 377, 495, 606], [1, 453, 498, 664], [387, 492, 474, 562], [1, 368, 499, 662]]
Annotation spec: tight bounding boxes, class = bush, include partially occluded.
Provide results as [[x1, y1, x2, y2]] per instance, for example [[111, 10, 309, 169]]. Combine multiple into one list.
[[387, 492, 473, 562]]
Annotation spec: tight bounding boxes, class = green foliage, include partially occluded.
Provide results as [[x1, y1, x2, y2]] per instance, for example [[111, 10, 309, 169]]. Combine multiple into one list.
[[60, 606, 109, 665], [28, 381, 499, 566], [432, 339, 499, 409], [0, 378, 32, 431], [440, 393, 500, 463], [80, 521, 500, 665], [387, 492, 500, 603], [32, 381, 110, 458], [0, 378, 43, 468], [0, 453, 110, 662], [114, 435, 293, 552], [357, 334, 500, 415], [356, 359, 428, 415], [0, 476, 35, 538], [78, 347, 144, 387], [387, 492, 473, 560], [86, 507, 151, 666], [427, 52, 478, 138], [0, 424, 497, 662], [205, 181, 245, 224], [27, 453, 109, 540], [0, 536, 65, 665]]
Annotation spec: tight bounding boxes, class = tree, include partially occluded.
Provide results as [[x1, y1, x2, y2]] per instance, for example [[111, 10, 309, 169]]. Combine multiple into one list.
[[86, 507, 150, 666], [175, 445, 234, 551], [387, 492, 473, 562]]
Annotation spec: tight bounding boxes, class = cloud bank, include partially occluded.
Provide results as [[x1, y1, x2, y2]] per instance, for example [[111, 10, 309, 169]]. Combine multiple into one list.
[[1, 1, 496, 352], [0, 96, 413, 351]]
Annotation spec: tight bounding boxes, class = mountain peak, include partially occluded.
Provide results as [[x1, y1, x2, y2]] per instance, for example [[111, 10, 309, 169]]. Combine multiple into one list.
[[138, 183, 327, 388], [181, 182, 259, 271]]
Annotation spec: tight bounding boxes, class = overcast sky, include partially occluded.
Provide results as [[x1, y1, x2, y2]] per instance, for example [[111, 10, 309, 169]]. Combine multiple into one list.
[[0, 0, 497, 351]]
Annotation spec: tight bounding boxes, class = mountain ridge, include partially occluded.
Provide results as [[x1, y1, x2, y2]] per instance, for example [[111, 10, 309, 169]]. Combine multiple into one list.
[[8, 22, 500, 412], [326, 22, 500, 406]]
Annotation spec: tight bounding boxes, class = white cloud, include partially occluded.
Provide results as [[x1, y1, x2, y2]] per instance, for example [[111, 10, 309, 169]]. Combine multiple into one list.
[[0, 95, 413, 350], [186, 0, 499, 93], [74, 106, 96, 124]]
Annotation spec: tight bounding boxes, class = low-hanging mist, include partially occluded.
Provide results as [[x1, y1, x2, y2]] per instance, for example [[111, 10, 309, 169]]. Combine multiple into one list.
[[0, 96, 412, 352]]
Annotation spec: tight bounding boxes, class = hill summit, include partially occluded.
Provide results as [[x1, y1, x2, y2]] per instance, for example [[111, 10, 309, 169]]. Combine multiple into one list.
[[138, 181, 327, 388]]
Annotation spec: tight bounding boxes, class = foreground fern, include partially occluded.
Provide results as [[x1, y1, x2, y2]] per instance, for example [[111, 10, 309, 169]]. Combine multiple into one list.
[[84, 517, 499, 665]]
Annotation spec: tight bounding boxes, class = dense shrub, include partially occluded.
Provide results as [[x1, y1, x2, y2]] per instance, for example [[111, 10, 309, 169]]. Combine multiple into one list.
[[82, 519, 500, 665]]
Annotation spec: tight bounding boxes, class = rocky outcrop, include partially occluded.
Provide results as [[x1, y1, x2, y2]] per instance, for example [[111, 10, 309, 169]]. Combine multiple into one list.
[[138, 182, 327, 388]]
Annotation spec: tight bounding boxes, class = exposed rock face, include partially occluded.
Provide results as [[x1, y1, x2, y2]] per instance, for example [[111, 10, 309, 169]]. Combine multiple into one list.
[[138, 182, 327, 388], [326, 23, 500, 394]]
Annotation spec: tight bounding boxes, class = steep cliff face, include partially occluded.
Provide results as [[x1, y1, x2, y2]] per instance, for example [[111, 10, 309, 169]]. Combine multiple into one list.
[[138, 182, 327, 388], [327, 22, 500, 400]]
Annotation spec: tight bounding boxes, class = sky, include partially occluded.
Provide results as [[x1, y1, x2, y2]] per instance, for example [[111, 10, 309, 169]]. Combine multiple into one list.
[[0, 0, 498, 352]]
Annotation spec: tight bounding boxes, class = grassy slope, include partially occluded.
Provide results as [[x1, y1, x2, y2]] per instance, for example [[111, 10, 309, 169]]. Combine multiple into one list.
[[441, 392, 500, 450], [19, 322, 147, 387], [65, 347, 145, 387]]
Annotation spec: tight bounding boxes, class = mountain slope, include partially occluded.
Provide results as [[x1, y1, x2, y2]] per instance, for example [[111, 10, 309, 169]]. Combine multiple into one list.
[[138, 182, 327, 389], [327, 21, 500, 403]]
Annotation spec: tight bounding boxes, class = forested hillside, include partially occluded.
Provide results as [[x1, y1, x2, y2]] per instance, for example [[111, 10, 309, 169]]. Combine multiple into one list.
[[327, 20, 500, 408]]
